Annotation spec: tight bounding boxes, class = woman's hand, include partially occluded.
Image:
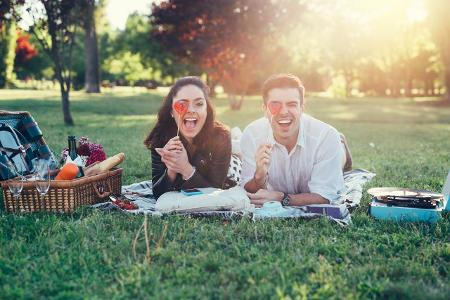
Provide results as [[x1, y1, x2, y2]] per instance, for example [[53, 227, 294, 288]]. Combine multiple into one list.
[[162, 136, 183, 152], [156, 137, 194, 179]]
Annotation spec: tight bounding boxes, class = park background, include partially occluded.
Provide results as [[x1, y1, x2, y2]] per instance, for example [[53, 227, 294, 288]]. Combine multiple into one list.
[[1, 0, 449, 299]]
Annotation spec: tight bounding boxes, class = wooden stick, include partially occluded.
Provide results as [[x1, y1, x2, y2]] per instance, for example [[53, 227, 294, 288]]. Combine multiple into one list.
[[177, 114, 181, 137]]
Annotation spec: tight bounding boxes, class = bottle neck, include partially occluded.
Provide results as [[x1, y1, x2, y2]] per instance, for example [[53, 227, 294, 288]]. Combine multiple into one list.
[[68, 137, 77, 159]]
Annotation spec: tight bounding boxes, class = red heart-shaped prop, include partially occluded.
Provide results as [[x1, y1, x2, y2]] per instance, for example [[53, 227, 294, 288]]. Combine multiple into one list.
[[267, 102, 282, 116], [173, 101, 188, 115]]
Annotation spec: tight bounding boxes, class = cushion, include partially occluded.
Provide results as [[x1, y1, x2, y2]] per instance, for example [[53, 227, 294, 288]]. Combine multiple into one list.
[[155, 186, 254, 213]]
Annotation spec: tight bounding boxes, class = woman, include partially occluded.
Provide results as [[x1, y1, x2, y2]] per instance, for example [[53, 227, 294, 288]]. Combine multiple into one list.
[[144, 76, 235, 199]]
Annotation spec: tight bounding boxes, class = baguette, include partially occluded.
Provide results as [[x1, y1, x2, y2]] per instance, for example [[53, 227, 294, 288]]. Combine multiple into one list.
[[84, 153, 125, 176]]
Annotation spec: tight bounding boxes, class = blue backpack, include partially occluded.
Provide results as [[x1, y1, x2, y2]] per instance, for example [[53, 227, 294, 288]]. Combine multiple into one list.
[[0, 111, 55, 180]]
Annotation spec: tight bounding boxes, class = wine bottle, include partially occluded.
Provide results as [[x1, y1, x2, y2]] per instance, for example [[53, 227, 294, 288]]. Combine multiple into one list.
[[68, 136, 77, 161], [67, 136, 84, 178]]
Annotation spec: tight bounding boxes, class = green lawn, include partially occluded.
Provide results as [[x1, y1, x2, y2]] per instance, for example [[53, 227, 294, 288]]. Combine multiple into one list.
[[0, 89, 449, 299]]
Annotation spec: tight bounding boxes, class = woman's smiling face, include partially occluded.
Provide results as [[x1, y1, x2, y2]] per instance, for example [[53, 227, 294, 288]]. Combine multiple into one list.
[[172, 84, 208, 142]]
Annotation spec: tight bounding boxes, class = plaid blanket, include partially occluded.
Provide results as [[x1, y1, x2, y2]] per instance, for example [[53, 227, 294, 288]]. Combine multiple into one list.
[[92, 169, 375, 225]]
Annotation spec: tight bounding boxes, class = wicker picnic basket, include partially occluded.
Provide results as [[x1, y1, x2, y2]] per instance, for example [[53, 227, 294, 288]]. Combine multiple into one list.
[[0, 110, 123, 213], [1, 168, 122, 213]]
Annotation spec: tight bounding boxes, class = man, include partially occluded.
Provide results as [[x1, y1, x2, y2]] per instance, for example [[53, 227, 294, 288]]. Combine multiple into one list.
[[240, 74, 351, 207]]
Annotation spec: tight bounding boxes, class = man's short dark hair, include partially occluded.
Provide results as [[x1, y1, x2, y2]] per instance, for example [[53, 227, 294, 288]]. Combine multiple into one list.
[[262, 74, 305, 104]]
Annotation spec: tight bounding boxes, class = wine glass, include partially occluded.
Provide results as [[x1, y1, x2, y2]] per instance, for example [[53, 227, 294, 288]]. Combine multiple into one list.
[[35, 176, 50, 197], [33, 158, 51, 178], [35, 162, 51, 210], [9, 175, 26, 212], [8, 176, 25, 199], [6, 162, 26, 212]]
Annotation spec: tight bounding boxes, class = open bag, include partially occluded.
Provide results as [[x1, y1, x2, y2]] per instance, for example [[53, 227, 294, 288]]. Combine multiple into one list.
[[0, 110, 55, 180]]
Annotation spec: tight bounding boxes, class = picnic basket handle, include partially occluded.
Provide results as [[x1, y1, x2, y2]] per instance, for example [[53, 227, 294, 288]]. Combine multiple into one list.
[[93, 181, 112, 199]]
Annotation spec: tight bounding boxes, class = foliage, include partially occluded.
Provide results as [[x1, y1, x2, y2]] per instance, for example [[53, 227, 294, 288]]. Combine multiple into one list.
[[0, 89, 449, 299], [103, 51, 152, 85], [0, 1, 22, 87], [151, 0, 303, 97], [21, 0, 85, 125], [107, 12, 192, 84], [0, 0, 24, 28], [13, 32, 53, 81], [281, 0, 445, 98], [14, 32, 38, 64], [2, 0, 449, 101], [150, 0, 448, 99], [426, 0, 450, 101]]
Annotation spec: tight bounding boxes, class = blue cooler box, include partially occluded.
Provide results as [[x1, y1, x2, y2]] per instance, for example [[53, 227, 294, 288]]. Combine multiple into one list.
[[369, 171, 450, 223]]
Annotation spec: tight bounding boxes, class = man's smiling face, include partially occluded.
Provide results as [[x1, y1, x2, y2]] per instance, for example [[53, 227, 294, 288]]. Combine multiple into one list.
[[264, 87, 304, 143]]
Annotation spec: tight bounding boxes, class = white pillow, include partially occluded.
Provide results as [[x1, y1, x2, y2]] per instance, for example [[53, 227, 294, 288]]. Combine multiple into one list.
[[155, 186, 254, 213]]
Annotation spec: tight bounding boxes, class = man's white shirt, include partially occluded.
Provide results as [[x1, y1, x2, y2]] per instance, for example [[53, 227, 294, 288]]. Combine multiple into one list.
[[240, 113, 345, 204]]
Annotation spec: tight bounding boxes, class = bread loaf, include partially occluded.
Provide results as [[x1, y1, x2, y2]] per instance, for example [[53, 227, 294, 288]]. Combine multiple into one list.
[[84, 153, 125, 176]]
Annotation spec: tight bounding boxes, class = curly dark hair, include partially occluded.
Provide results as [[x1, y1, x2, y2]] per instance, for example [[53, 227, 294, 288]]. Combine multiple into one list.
[[144, 76, 227, 151]]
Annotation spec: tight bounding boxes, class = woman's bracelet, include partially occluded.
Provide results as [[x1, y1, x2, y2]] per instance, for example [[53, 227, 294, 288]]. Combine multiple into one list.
[[183, 166, 196, 181]]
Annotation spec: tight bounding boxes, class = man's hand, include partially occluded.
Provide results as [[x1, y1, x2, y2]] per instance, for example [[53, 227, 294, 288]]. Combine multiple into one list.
[[254, 143, 272, 184], [246, 189, 283, 207]]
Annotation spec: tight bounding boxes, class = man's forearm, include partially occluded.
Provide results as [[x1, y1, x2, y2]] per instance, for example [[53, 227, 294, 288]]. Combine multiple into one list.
[[288, 193, 330, 206], [262, 191, 329, 206], [244, 175, 266, 193]]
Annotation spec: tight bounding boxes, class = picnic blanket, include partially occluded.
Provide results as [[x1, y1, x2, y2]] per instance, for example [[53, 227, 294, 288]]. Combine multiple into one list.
[[92, 169, 375, 225]]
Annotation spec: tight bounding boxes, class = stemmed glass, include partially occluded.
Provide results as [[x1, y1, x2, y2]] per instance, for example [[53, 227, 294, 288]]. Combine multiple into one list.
[[9, 173, 26, 212], [6, 161, 26, 212], [34, 159, 51, 210]]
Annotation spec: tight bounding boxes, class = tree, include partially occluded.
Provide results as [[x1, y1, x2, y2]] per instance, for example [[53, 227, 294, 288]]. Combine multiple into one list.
[[151, 0, 304, 108], [21, 0, 82, 125], [0, 20, 17, 88], [81, 0, 101, 93], [103, 51, 152, 86], [115, 12, 191, 84], [427, 0, 450, 102], [0, 0, 23, 88]]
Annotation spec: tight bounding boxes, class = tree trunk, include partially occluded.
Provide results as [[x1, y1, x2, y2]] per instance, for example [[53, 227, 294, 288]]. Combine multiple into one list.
[[343, 69, 353, 97], [206, 75, 217, 97], [83, 0, 101, 93], [0, 20, 17, 88], [406, 75, 413, 97], [61, 87, 74, 126], [55, 66, 74, 126]]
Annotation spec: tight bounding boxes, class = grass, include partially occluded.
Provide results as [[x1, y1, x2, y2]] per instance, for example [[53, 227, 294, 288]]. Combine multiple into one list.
[[0, 89, 449, 299]]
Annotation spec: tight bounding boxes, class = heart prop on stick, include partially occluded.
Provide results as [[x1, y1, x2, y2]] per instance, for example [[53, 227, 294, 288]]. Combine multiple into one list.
[[173, 101, 188, 136], [268, 102, 282, 117], [264, 102, 282, 188]]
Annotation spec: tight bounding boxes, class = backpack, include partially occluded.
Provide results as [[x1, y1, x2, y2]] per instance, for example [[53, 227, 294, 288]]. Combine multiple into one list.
[[0, 123, 34, 179], [0, 111, 56, 180]]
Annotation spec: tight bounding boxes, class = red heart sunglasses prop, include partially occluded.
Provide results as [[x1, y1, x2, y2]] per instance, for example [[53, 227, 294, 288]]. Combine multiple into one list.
[[172, 101, 189, 136]]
